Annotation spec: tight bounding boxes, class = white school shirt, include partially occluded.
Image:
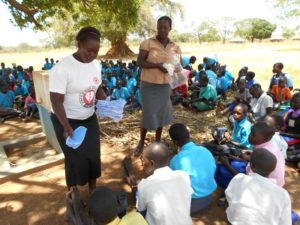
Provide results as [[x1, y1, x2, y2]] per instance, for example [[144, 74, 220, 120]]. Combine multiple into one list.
[[250, 92, 273, 120], [225, 173, 291, 225], [49, 55, 101, 120], [137, 166, 193, 225], [271, 132, 288, 159]]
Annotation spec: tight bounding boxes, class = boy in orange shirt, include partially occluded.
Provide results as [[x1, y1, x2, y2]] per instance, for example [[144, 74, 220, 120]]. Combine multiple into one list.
[[271, 78, 292, 109]]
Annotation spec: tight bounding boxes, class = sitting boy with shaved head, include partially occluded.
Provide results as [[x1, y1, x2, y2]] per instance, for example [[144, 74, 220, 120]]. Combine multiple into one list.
[[225, 148, 292, 225], [137, 142, 193, 225]]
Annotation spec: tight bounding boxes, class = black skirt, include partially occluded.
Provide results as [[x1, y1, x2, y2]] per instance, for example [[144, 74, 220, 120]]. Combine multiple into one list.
[[51, 113, 101, 186]]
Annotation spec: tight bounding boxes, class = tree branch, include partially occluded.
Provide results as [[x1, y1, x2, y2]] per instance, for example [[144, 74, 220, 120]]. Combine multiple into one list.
[[6, 0, 41, 27]]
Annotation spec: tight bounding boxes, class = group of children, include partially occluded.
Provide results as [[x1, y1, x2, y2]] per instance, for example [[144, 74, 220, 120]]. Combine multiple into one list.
[[0, 62, 38, 122], [100, 59, 142, 111]]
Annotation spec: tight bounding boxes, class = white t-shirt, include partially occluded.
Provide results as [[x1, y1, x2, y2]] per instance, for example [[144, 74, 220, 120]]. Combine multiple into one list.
[[250, 92, 273, 120], [49, 55, 101, 120], [137, 166, 193, 225], [225, 173, 291, 225]]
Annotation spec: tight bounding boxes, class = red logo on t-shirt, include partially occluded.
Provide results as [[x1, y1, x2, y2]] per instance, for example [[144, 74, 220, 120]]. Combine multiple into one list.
[[93, 77, 100, 85], [79, 86, 96, 108]]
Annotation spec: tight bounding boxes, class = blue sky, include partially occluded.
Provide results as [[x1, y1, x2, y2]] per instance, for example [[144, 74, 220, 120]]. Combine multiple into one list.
[[0, 0, 281, 46]]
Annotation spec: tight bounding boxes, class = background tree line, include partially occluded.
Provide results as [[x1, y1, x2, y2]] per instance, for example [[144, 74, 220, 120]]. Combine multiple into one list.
[[1, 0, 300, 57]]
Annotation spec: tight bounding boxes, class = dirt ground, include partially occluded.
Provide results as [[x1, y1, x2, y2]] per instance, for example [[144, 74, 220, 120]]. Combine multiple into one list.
[[0, 106, 299, 225]]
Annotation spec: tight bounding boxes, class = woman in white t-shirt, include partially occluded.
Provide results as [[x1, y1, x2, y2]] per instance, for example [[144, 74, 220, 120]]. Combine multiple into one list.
[[49, 27, 106, 194]]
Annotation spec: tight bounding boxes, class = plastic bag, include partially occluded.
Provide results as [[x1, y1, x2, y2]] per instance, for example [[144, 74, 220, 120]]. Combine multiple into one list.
[[163, 54, 188, 89], [96, 98, 126, 122]]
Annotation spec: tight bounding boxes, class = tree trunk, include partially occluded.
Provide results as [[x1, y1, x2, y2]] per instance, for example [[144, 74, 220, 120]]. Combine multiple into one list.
[[105, 40, 135, 59]]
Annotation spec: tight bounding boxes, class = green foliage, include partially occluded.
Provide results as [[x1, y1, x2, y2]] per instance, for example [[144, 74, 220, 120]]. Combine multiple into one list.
[[235, 18, 276, 42], [169, 30, 196, 43], [215, 17, 235, 44], [282, 27, 296, 39], [272, 0, 300, 18], [196, 21, 220, 43]]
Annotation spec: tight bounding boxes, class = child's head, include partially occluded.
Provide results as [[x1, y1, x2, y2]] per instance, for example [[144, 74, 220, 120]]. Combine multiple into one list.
[[237, 79, 246, 91], [216, 67, 225, 77], [0, 84, 8, 93], [246, 71, 255, 81], [87, 186, 119, 225], [205, 64, 212, 71], [17, 65, 23, 72], [261, 115, 284, 132], [290, 92, 300, 110], [128, 70, 133, 78], [272, 62, 284, 74], [28, 66, 34, 72], [169, 123, 190, 146], [250, 83, 262, 98], [250, 148, 277, 177], [278, 77, 286, 88], [203, 57, 208, 64], [101, 80, 107, 88], [199, 73, 209, 87], [198, 63, 204, 71], [1, 62, 5, 68], [45, 58, 49, 63], [142, 142, 170, 175], [233, 103, 248, 122], [117, 79, 122, 88], [189, 56, 197, 64], [248, 122, 275, 146]]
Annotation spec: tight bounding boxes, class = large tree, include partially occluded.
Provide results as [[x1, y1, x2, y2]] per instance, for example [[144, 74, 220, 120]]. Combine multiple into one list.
[[235, 18, 276, 42], [2, 0, 183, 58], [271, 0, 300, 18]]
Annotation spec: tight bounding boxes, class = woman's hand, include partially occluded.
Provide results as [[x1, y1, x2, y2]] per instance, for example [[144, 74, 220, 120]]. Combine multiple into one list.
[[157, 63, 168, 73], [63, 124, 73, 140]]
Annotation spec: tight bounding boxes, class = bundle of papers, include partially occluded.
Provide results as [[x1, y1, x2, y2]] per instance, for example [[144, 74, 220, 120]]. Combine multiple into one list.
[[96, 98, 126, 122]]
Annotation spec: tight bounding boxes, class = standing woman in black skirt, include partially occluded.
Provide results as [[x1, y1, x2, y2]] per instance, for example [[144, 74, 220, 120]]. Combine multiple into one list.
[[49, 27, 106, 194]]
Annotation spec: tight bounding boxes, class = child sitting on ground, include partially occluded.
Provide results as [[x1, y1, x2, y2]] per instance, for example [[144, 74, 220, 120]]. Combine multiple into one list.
[[101, 80, 110, 97], [111, 80, 130, 101], [190, 74, 217, 112], [271, 77, 292, 110], [219, 79, 251, 116], [261, 115, 288, 159], [65, 186, 147, 225], [212, 104, 252, 191], [245, 71, 256, 90], [23, 86, 38, 122], [225, 148, 292, 225]]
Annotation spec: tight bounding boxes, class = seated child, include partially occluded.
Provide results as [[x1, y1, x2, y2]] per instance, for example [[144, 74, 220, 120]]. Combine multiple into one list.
[[106, 71, 117, 90], [245, 71, 256, 90], [262, 115, 288, 159], [65, 186, 147, 225], [169, 123, 217, 215], [111, 80, 130, 101], [205, 64, 217, 89], [101, 80, 111, 97], [182, 56, 196, 70], [219, 79, 251, 116], [283, 92, 300, 135], [269, 62, 293, 91], [213, 104, 252, 189], [125, 78, 141, 111], [0, 84, 15, 108], [271, 77, 292, 110], [225, 148, 291, 225], [235, 66, 248, 85], [23, 86, 38, 122], [247, 122, 285, 187], [126, 70, 137, 95], [191, 74, 217, 112], [216, 66, 233, 100]]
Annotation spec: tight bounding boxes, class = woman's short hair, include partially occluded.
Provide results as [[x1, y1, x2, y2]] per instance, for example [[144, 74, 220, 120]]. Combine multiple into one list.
[[76, 26, 101, 44], [157, 16, 172, 29]]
